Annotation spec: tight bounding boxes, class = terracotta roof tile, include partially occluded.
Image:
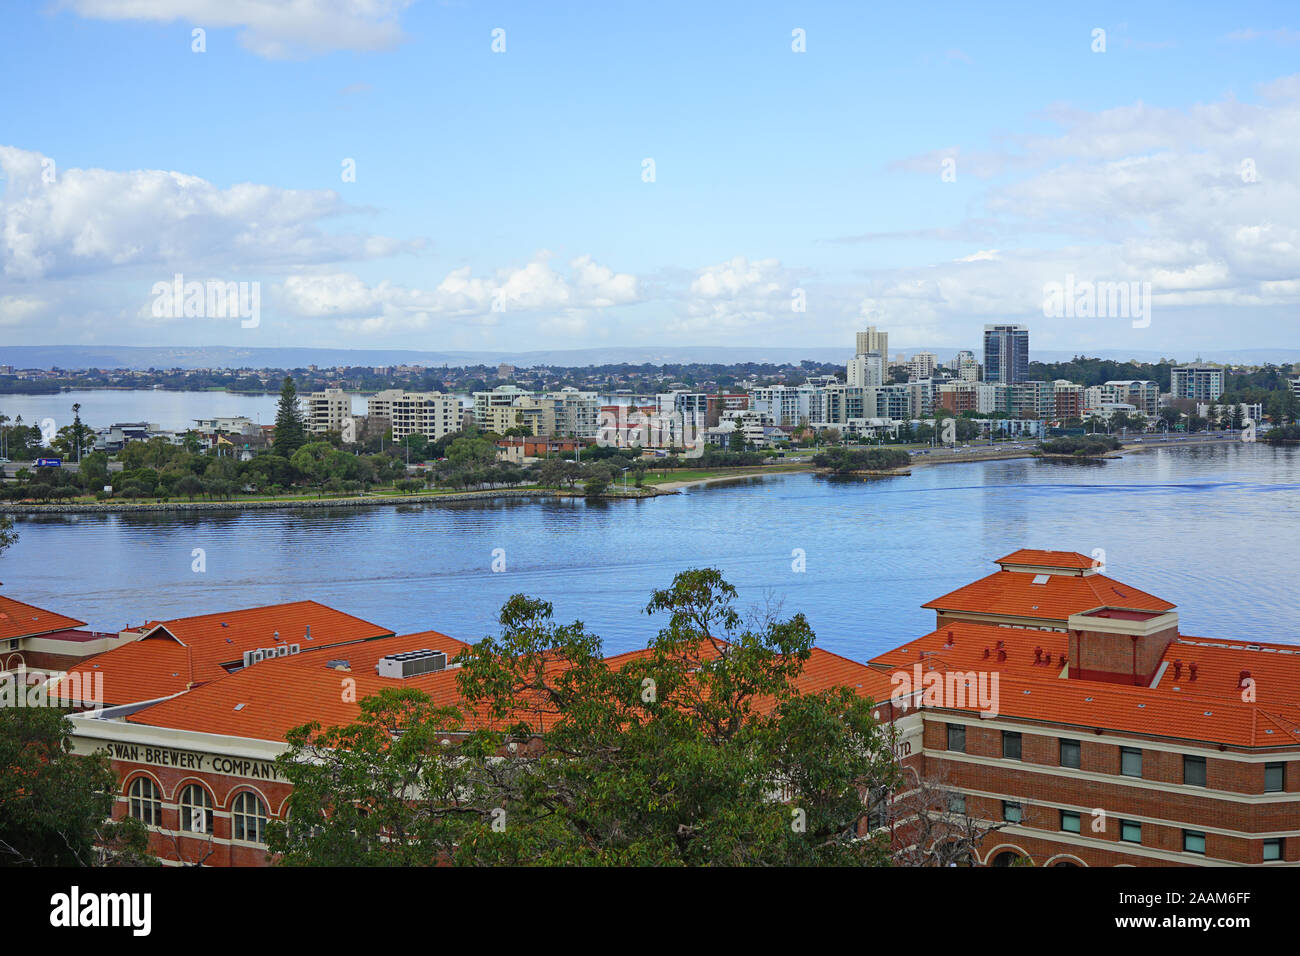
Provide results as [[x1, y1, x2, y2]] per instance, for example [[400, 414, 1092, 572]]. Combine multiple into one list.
[[923, 570, 1174, 621], [0, 595, 86, 642], [60, 600, 392, 705]]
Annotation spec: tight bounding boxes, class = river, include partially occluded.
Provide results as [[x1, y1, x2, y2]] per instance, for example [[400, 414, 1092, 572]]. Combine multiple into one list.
[[3, 441, 1296, 661]]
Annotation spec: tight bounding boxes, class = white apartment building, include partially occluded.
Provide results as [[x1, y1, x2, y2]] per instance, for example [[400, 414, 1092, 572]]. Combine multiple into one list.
[[305, 388, 352, 435], [1197, 402, 1263, 426], [543, 388, 600, 438], [907, 352, 938, 382], [1170, 366, 1225, 402], [367, 389, 460, 441], [192, 416, 258, 435], [950, 350, 982, 382], [1100, 380, 1159, 418], [846, 352, 885, 388], [472, 385, 532, 427]]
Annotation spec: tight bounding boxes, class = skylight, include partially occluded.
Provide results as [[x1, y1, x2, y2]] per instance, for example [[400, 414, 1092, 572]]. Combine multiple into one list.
[[1032, 574, 1050, 585]]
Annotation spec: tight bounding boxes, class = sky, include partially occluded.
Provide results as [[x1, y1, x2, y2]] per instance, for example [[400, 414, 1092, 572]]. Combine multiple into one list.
[[1, 0, 1298, 358]]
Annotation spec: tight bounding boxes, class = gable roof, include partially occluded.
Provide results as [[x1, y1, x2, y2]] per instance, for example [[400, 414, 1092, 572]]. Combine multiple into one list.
[[60, 600, 393, 705], [0, 595, 86, 642], [128, 630, 473, 741]]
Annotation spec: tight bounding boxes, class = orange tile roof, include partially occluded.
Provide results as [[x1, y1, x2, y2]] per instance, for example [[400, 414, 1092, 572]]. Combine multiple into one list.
[[923, 569, 1174, 621], [61, 601, 392, 705], [996, 549, 1097, 570], [0, 594, 86, 642], [926, 669, 1300, 750], [128, 631, 472, 741], [870, 621, 1070, 681], [64, 640, 195, 706], [870, 621, 1300, 750], [1156, 637, 1300, 710], [128, 637, 897, 743]]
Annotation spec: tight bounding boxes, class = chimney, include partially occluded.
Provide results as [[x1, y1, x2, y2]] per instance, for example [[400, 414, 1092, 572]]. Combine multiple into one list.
[[1189, 662, 1198, 681], [1034, 646, 1043, 664], [1066, 608, 1180, 685], [1173, 660, 1182, 679], [1239, 669, 1250, 688]]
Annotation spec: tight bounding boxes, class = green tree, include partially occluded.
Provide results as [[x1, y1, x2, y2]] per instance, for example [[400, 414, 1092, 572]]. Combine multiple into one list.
[[272, 377, 307, 457], [276, 572, 903, 866], [0, 515, 16, 557], [0, 707, 153, 866]]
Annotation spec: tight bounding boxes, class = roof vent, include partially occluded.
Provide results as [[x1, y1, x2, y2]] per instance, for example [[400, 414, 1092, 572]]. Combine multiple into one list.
[[377, 649, 447, 679], [305, 625, 312, 640]]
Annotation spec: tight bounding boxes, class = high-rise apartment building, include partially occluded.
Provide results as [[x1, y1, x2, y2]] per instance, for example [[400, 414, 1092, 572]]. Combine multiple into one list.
[[305, 388, 352, 435], [1170, 366, 1225, 403], [367, 390, 461, 441], [983, 325, 1030, 384]]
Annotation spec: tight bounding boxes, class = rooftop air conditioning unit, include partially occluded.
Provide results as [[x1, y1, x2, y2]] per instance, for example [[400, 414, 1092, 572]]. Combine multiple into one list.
[[376, 649, 447, 679]]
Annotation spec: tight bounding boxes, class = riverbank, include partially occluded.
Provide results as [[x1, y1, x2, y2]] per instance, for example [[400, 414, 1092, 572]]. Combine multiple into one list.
[[0, 487, 590, 514], [2, 438, 1254, 512]]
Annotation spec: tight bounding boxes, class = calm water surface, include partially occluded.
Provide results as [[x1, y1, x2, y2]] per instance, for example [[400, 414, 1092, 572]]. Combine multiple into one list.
[[4, 443, 1297, 661]]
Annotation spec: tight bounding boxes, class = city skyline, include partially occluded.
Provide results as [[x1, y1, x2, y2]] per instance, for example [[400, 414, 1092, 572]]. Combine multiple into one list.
[[1, 2, 1298, 355]]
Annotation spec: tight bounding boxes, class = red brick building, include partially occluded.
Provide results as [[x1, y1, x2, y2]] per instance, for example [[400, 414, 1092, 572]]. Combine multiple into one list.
[[46, 549, 1300, 867]]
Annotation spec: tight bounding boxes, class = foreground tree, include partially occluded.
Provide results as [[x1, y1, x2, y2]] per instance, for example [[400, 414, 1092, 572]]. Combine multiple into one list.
[[0, 514, 15, 557], [273, 570, 903, 866], [0, 707, 152, 866], [272, 376, 307, 457]]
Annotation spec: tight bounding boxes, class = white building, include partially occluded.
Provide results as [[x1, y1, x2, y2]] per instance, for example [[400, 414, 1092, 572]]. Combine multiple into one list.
[[1170, 366, 1225, 402], [907, 352, 938, 382], [305, 388, 352, 435], [1100, 381, 1159, 418], [367, 390, 460, 441]]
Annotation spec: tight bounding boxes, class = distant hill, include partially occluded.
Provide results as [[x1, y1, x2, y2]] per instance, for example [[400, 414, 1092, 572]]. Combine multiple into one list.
[[2, 344, 1298, 371]]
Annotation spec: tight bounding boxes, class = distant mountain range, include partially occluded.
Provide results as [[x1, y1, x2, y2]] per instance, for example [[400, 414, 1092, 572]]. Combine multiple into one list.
[[2, 344, 1298, 371]]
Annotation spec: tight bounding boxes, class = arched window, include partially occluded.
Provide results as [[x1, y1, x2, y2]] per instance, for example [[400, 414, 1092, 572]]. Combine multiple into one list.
[[178, 784, 214, 834], [232, 791, 268, 844], [127, 777, 161, 826], [991, 851, 1022, 867]]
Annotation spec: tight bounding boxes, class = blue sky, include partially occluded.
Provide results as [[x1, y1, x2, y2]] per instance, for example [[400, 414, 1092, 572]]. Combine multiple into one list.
[[1, 1, 1298, 357]]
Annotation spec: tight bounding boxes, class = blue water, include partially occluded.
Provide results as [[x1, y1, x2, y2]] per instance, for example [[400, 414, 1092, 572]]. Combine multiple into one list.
[[4, 442, 1297, 661]]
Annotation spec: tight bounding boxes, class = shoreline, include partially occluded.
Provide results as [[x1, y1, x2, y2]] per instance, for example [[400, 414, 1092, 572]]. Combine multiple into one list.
[[1, 438, 1253, 512]]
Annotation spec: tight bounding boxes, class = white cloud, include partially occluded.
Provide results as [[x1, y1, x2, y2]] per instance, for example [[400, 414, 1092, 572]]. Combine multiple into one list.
[[0, 146, 415, 280], [274, 256, 640, 335], [62, 0, 413, 59]]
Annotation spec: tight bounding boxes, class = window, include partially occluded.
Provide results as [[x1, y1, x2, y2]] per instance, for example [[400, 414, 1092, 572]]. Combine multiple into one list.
[[127, 777, 161, 826], [1183, 755, 1207, 787], [232, 791, 268, 844], [1121, 820, 1142, 844], [1002, 731, 1022, 760], [1263, 839, 1283, 862], [178, 784, 214, 835], [1003, 801, 1022, 824], [947, 792, 966, 814], [946, 723, 966, 753], [1183, 830, 1206, 855], [1265, 762, 1285, 793], [1120, 747, 1143, 778], [1060, 738, 1081, 769], [1060, 810, 1081, 833]]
